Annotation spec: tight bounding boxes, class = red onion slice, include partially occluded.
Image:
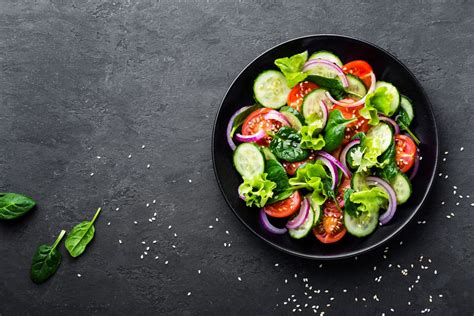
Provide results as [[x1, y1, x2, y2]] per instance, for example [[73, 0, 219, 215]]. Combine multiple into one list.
[[286, 197, 310, 229], [317, 151, 351, 179], [340, 139, 361, 174], [324, 72, 376, 107], [303, 59, 349, 87], [226, 106, 251, 150], [264, 110, 290, 126], [260, 209, 287, 234], [315, 156, 338, 191], [366, 176, 397, 225], [379, 115, 400, 134], [235, 129, 266, 143], [409, 151, 420, 181]]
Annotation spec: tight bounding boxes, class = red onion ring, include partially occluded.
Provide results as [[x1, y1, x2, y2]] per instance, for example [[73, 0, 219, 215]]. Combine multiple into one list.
[[315, 156, 338, 191], [286, 197, 310, 229], [409, 151, 420, 181], [325, 72, 376, 107], [303, 59, 349, 87], [226, 106, 251, 150], [235, 129, 266, 143], [264, 110, 290, 126], [366, 176, 397, 225], [316, 151, 351, 179], [340, 139, 361, 174], [379, 115, 400, 134], [260, 209, 287, 234]]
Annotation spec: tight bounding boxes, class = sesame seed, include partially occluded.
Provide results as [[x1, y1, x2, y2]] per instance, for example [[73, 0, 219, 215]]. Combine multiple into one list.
[[442, 158, 446, 162], [438, 173, 442, 177], [77, 274, 82, 278], [154, 256, 159, 259], [188, 179, 192, 183], [209, 225, 213, 229], [153, 240, 157, 243], [119, 239, 122, 244], [215, 217, 219, 222], [456, 202, 460, 206], [275, 263, 279, 267], [165, 261, 169, 265], [187, 292, 191, 296], [142, 145, 145, 149], [168, 225, 172, 229], [198, 270, 201, 274], [460, 147, 464, 151], [144, 251, 148, 255], [116, 207, 120, 211], [225, 230, 230, 235], [107, 222, 111, 226], [146, 246, 150, 251], [153, 200, 156, 204], [128, 154, 132, 159], [90, 172, 94, 176], [134, 221, 138, 225], [147, 164, 150, 169], [444, 151, 448, 155], [140, 255, 144, 259], [237, 276, 242, 281]]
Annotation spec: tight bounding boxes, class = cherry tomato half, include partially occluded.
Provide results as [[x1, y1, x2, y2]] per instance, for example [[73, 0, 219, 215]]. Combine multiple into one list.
[[242, 108, 282, 146], [343, 60, 373, 88], [395, 134, 417, 173], [264, 191, 302, 218], [287, 81, 319, 112]]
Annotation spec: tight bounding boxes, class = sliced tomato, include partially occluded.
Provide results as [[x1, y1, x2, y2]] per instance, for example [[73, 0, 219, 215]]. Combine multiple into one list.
[[287, 81, 319, 112], [395, 134, 417, 173], [282, 153, 316, 175], [342, 60, 373, 88], [242, 108, 282, 146], [264, 191, 301, 218], [333, 103, 369, 144]]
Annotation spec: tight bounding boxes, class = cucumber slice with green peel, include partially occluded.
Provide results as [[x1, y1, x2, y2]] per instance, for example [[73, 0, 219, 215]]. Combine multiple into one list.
[[375, 81, 400, 116], [344, 209, 379, 237], [351, 172, 368, 191], [307, 196, 322, 225], [233, 143, 265, 179], [253, 70, 291, 109], [366, 123, 393, 154], [288, 205, 315, 239], [309, 50, 343, 67], [280, 106, 304, 131], [400, 95, 414, 124], [301, 89, 329, 124], [346, 74, 367, 99], [390, 172, 412, 205]]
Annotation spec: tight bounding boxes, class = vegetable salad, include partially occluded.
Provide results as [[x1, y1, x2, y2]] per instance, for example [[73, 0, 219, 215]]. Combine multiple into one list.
[[227, 50, 420, 243]]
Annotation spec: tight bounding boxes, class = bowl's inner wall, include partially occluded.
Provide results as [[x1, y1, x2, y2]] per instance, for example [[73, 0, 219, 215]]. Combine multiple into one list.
[[213, 35, 437, 258]]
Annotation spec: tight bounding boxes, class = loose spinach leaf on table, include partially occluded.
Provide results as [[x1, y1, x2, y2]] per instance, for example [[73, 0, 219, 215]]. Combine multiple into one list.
[[323, 109, 356, 152], [0, 193, 36, 220], [269, 126, 309, 162], [230, 104, 260, 137], [306, 75, 346, 100], [30, 229, 66, 284], [65, 207, 102, 258]]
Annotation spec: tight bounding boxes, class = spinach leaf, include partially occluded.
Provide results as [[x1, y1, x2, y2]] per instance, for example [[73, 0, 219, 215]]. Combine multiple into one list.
[[238, 173, 276, 208], [65, 207, 102, 258], [396, 110, 421, 145], [230, 104, 260, 137], [269, 126, 309, 162], [267, 189, 294, 205], [265, 159, 290, 193], [323, 109, 356, 152], [343, 188, 358, 217], [0, 193, 36, 220], [30, 229, 66, 284], [274, 51, 308, 87], [376, 141, 398, 181], [306, 75, 346, 100]]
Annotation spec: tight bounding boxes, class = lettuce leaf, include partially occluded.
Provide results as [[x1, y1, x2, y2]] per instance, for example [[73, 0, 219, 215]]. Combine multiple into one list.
[[274, 51, 308, 88], [288, 161, 329, 205], [353, 127, 390, 173], [360, 86, 392, 125], [238, 173, 276, 208], [344, 187, 388, 216], [300, 124, 326, 151]]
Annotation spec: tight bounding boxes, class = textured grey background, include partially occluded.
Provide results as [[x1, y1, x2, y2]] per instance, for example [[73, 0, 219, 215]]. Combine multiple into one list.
[[0, 0, 473, 315]]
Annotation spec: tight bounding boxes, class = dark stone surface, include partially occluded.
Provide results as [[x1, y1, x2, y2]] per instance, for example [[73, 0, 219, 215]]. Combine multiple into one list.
[[0, 0, 472, 314]]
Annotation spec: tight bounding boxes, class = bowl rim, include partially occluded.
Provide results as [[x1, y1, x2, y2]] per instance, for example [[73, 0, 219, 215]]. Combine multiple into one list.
[[211, 34, 439, 260]]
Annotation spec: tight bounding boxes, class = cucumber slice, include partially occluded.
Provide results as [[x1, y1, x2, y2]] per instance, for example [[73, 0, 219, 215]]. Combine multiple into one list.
[[375, 81, 400, 116], [307, 194, 322, 225], [344, 209, 379, 237], [366, 123, 393, 154], [309, 50, 343, 67], [400, 95, 414, 124], [301, 89, 329, 124], [233, 143, 265, 179], [351, 172, 368, 191], [390, 173, 412, 205], [280, 106, 304, 131], [253, 70, 290, 109], [288, 205, 315, 239], [346, 74, 367, 99]]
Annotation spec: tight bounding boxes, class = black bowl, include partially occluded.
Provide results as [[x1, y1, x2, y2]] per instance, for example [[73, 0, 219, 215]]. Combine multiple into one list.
[[212, 35, 438, 260]]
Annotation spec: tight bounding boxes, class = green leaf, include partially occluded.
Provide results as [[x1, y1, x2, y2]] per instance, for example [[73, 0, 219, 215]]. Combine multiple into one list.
[[300, 124, 326, 151], [349, 187, 389, 214], [238, 173, 276, 208], [269, 126, 310, 162], [288, 161, 330, 205], [360, 87, 392, 125], [274, 51, 309, 88], [267, 188, 294, 205], [396, 112, 421, 145], [306, 75, 346, 100], [265, 159, 290, 193], [376, 141, 399, 181], [230, 104, 260, 137], [323, 109, 356, 152], [65, 207, 102, 258], [0, 193, 36, 220], [30, 230, 66, 284]]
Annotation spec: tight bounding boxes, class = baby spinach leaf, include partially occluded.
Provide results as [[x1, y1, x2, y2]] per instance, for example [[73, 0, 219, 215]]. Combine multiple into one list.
[[0, 193, 36, 220], [323, 109, 356, 152], [230, 104, 260, 137], [376, 141, 398, 181], [306, 75, 346, 100], [30, 229, 66, 284], [267, 188, 294, 205], [396, 111, 421, 145], [265, 159, 290, 193], [65, 207, 102, 258], [269, 126, 309, 162], [274, 51, 308, 88]]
